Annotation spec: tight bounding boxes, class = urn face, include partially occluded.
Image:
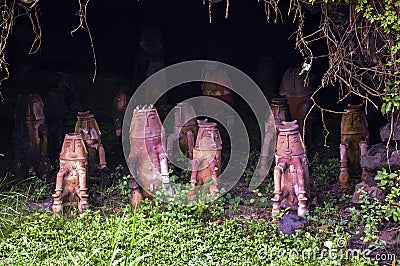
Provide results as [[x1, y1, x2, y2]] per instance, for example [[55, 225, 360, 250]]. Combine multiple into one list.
[[271, 97, 292, 125], [195, 120, 222, 151], [341, 105, 368, 136], [173, 102, 197, 127], [26, 94, 45, 121], [130, 106, 163, 139], [276, 121, 304, 157], [60, 133, 87, 161], [75, 111, 101, 143]]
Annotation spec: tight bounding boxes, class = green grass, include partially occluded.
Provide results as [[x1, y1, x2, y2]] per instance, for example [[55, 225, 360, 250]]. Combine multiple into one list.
[[0, 155, 397, 265], [0, 196, 376, 266]]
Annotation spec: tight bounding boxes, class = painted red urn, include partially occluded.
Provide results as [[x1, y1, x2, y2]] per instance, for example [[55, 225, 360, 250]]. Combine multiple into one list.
[[338, 104, 369, 188], [190, 119, 222, 198], [272, 120, 310, 217], [51, 133, 89, 215], [128, 105, 173, 207]]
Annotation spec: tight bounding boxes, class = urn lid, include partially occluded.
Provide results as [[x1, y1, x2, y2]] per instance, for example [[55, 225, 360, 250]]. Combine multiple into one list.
[[277, 120, 299, 134]]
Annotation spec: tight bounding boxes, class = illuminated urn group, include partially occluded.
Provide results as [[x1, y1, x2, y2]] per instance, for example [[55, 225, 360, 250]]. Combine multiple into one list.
[[128, 105, 173, 207], [51, 133, 89, 215], [113, 90, 129, 138], [167, 102, 198, 159], [74, 111, 107, 172], [190, 119, 222, 198], [272, 120, 309, 217], [338, 104, 369, 189]]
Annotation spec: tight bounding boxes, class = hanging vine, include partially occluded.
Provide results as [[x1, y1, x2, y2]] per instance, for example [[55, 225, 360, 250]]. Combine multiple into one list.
[[202, 0, 230, 23]]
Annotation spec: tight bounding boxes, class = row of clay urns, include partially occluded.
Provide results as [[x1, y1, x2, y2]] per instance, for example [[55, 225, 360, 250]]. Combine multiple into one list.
[[128, 104, 222, 206]]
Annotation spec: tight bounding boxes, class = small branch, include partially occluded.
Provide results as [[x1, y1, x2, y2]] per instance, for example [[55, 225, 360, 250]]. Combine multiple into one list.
[[71, 0, 97, 83]]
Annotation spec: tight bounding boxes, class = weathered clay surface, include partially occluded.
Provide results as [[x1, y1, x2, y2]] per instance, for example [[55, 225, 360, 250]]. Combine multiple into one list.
[[128, 105, 172, 207], [190, 119, 222, 198], [51, 133, 89, 215], [272, 120, 309, 217], [338, 104, 369, 188]]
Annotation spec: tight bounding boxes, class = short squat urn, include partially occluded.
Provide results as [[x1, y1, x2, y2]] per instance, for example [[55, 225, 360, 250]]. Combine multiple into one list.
[[51, 133, 89, 215]]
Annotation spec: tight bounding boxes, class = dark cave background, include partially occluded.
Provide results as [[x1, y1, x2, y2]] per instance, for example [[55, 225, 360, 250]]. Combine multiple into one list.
[[0, 0, 386, 178]]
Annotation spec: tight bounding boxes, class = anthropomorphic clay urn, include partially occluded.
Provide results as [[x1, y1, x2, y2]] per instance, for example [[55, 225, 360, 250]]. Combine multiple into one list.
[[128, 105, 173, 207], [74, 111, 107, 172], [272, 120, 310, 217], [338, 104, 369, 189], [190, 119, 222, 198], [51, 133, 89, 215], [167, 102, 198, 159], [25, 93, 50, 176]]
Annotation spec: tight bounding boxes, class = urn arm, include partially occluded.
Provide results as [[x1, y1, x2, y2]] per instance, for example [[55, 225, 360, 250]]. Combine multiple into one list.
[[186, 130, 195, 159], [158, 152, 170, 184], [166, 132, 178, 154], [190, 158, 201, 185]]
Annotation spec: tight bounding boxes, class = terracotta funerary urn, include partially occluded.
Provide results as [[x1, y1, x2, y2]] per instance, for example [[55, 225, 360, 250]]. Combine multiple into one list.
[[128, 105, 173, 207], [51, 133, 89, 215], [272, 120, 310, 217], [338, 104, 369, 188], [190, 119, 222, 198]]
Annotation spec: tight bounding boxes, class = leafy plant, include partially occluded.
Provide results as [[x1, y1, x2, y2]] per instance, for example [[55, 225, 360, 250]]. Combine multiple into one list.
[[375, 168, 400, 222]]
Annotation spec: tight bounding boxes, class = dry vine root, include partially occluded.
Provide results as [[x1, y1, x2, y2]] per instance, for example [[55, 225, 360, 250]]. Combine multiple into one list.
[[0, 0, 41, 100], [71, 0, 97, 83], [252, 0, 400, 146], [202, 0, 230, 23]]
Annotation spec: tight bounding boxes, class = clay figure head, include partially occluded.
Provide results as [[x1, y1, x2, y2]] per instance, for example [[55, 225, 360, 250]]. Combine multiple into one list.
[[75, 111, 101, 143], [130, 105, 163, 139], [271, 97, 291, 125], [195, 120, 222, 151], [341, 104, 368, 135], [26, 93, 45, 121], [60, 133, 87, 161], [276, 121, 305, 157], [173, 102, 197, 127]]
